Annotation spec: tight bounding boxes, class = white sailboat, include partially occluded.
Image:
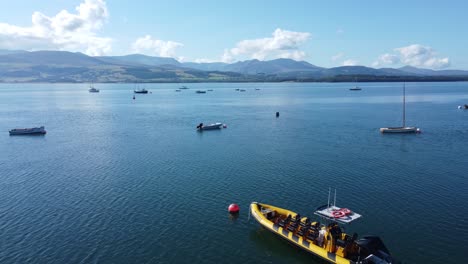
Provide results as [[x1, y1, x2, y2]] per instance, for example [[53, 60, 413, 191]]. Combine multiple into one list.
[[349, 77, 362, 91], [88, 83, 99, 93], [380, 83, 420, 133]]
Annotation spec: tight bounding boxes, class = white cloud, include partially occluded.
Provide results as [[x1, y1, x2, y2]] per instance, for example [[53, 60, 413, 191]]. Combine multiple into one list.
[[0, 0, 111, 56], [222, 28, 311, 62], [331, 52, 344, 61], [131, 35, 183, 57], [373, 44, 450, 69], [372, 53, 399, 67], [342, 59, 358, 66]]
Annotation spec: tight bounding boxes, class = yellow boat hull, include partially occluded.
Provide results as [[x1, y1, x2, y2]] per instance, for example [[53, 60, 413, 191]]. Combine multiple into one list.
[[250, 202, 353, 264]]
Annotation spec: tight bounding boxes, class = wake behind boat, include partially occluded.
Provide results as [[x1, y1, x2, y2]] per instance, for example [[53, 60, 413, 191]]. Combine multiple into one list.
[[9, 126, 46, 135], [250, 202, 396, 264]]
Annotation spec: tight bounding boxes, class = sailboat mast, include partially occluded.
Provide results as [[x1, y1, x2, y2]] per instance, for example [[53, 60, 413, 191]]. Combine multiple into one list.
[[403, 82, 406, 127]]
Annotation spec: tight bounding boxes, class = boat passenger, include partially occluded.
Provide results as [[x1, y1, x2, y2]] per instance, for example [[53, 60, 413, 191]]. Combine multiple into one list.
[[317, 228, 326, 247]]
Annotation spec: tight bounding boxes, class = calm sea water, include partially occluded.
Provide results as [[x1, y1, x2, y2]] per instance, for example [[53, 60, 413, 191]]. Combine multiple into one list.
[[1, 82, 467, 264]]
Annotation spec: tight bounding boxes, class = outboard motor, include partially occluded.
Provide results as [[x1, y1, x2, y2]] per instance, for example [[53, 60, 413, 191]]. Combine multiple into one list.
[[356, 236, 397, 263]]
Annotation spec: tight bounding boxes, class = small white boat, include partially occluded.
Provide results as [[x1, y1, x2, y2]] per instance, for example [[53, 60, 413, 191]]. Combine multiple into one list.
[[380, 127, 420, 133], [9, 126, 46, 135], [196, 90, 206, 94], [350, 77, 362, 91], [196, 122, 223, 130]]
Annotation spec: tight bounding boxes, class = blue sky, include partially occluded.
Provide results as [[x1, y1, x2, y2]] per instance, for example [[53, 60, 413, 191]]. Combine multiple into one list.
[[0, 0, 467, 69]]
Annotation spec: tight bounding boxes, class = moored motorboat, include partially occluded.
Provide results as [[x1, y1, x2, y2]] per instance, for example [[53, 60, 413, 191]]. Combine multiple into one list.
[[88, 83, 99, 93], [250, 202, 396, 264], [134, 88, 148, 94], [9, 126, 46, 135], [196, 122, 223, 130], [196, 90, 206, 94]]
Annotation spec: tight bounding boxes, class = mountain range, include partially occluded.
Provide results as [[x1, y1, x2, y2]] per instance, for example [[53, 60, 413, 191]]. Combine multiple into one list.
[[0, 50, 467, 83]]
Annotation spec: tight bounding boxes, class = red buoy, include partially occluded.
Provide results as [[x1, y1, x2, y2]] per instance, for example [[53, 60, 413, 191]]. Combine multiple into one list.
[[228, 203, 240, 214]]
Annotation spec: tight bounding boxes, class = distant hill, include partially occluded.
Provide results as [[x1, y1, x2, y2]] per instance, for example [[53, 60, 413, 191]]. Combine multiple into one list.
[[0, 49, 28, 56], [0, 50, 104, 66], [98, 54, 181, 67], [223, 58, 323, 74], [0, 49, 467, 83], [0, 50, 247, 83], [398, 66, 468, 76], [181, 62, 229, 71]]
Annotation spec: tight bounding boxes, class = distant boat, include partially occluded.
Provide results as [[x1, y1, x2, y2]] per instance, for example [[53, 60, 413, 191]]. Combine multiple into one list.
[[134, 88, 148, 94], [196, 90, 206, 94], [88, 84, 99, 93], [235, 88, 240, 91], [239, 89, 246, 92], [255, 88, 261, 90], [349, 78, 361, 91], [207, 89, 213, 91], [380, 83, 420, 133], [179, 86, 189, 89], [175, 89, 181, 92], [196, 122, 223, 131], [9, 126, 46, 135]]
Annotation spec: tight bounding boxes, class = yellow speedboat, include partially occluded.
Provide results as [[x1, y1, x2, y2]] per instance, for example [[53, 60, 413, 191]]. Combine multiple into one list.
[[250, 202, 396, 264]]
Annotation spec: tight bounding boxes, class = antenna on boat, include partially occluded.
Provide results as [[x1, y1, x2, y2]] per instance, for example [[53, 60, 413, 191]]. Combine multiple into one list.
[[334, 189, 337, 207], [327, 187, 331, 209]]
